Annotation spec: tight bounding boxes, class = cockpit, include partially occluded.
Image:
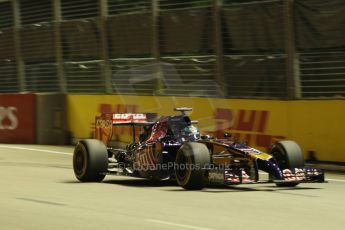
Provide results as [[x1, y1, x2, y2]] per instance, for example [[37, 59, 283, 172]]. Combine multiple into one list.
[[168, 116, 200, 141]]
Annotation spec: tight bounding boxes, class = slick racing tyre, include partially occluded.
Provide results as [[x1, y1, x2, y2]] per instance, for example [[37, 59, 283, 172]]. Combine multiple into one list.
[[175, 142, 211, 190], [270, 140, 305, 187], [73, 139, 108, 182]]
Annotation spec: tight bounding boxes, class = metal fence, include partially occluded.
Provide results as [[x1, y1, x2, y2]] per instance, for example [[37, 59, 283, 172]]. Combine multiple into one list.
[[0, 0, 344, 99]]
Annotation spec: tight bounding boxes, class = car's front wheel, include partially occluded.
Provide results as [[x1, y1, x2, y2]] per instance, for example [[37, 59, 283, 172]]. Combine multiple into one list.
[[270, 140, 305, 187], [73, 139, 108, 182], [175, 142, 210, 190]]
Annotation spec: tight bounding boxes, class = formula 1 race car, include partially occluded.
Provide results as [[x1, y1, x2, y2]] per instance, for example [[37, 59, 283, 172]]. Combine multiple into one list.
[[73, 108, 325, 190]]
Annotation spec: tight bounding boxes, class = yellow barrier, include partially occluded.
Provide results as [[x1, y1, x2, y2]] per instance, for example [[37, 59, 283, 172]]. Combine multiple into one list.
[[67, 95, 345, 162]]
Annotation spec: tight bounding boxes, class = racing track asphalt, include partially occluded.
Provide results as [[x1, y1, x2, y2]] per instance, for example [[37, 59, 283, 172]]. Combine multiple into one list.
[[0, 144, 344, 230]]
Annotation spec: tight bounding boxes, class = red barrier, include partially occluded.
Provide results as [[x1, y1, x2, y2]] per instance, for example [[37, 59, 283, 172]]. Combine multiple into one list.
[[0, 93, 36, 143]]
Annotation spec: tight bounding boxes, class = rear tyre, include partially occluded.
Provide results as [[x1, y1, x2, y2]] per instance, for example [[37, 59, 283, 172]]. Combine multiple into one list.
[[175, 142, 211, 190], [73, 139, 108, 182], [270, 140, 305, 187]]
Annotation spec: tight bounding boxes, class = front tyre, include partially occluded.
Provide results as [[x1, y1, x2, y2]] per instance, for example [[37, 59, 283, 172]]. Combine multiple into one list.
[[270, 140, 305, 187], [73, 139, 108, 182], [175, 142, 211, 190]]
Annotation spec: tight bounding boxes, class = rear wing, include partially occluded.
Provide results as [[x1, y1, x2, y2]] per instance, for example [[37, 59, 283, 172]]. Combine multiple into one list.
[[95, 113, 155, 144], [112, 113, 154, 126]]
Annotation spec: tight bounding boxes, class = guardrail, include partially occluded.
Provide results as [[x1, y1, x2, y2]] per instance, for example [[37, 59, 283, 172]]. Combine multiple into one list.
[[1, 92, 344, 162]]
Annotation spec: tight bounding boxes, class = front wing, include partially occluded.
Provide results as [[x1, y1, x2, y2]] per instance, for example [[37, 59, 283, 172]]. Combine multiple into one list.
[[208, 167, 325, 185]]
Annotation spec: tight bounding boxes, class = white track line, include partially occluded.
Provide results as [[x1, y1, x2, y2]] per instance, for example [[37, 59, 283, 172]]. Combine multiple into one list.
[[327, 179, 345, 183], [0, 145, 72, 155], [146, 219, 215, 230]]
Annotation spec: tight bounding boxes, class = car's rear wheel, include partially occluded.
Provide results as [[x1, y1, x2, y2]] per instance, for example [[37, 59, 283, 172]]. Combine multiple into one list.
[[270, 140, 305, 187], [73, 139, 108, 182], [175, 142, 210, 190]]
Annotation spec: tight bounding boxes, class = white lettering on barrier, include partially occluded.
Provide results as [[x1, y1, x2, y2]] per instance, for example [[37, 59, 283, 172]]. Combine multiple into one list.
[[0, 107, 18, 130]]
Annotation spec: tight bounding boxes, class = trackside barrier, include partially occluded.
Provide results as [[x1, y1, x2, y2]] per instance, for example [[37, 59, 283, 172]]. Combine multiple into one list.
[[0, 93, 67, 145], [67, 95, 345, 163], [0, 93, 36, 143], [36, 94, 67, 145]]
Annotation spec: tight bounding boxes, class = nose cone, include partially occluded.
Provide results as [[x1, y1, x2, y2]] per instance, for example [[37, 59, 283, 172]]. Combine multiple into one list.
[[256, 158, 283, 180]]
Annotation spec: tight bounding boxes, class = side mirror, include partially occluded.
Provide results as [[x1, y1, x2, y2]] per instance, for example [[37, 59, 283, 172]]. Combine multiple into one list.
[[224, 132, 232, 138], [201, 135, 212, 140]]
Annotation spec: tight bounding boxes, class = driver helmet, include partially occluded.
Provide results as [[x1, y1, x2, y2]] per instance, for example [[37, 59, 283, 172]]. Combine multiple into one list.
[[181, 125, 200, 140]]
